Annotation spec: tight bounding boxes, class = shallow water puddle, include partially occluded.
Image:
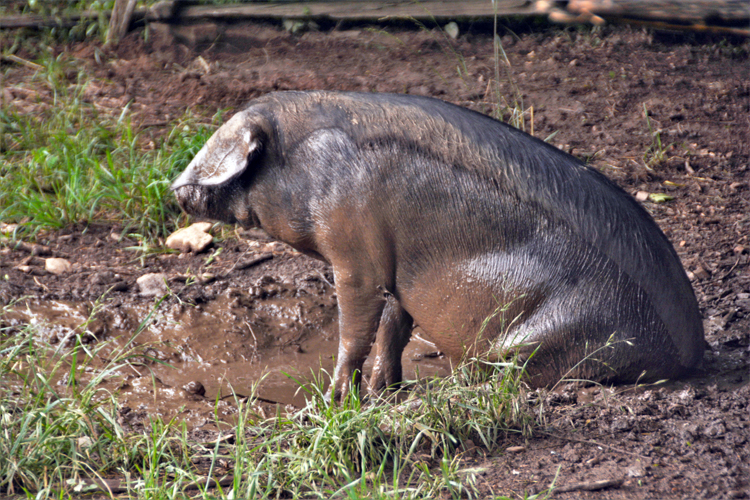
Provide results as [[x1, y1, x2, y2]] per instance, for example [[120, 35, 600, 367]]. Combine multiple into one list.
[[4, 286, 451, 418]]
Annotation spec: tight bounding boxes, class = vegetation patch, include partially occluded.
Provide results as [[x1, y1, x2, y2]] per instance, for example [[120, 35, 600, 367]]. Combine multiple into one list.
[[1, 299, 537, 499], [0, 53, 219, 239]]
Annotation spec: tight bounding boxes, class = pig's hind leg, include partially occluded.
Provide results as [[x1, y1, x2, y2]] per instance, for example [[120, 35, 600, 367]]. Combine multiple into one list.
[[368, 295, 413, 393]]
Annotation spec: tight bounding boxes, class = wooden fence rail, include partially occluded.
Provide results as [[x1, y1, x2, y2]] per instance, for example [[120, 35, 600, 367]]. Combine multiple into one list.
[[1, 0, 747, 37]]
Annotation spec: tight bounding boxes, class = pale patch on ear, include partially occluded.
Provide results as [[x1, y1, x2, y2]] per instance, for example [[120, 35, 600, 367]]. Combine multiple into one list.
[[171, 113, 263, 191], [193, 134, 261, 186]]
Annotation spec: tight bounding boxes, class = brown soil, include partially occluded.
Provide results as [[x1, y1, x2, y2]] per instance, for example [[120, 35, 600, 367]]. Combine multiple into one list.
[[1, 19, 749, 499]]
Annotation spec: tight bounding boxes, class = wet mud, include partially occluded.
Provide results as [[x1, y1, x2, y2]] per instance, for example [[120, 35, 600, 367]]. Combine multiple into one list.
[[3, 235, 450, 420]]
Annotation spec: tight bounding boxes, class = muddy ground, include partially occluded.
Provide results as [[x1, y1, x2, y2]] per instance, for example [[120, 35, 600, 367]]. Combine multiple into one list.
[[1, 18, 749, 499]]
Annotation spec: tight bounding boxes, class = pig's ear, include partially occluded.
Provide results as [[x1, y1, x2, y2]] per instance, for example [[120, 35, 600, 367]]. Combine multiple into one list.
[[171, 117, 265, 190]]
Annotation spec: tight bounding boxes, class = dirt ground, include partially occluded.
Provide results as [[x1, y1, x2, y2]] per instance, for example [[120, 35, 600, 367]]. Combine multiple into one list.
[[1, 18, 749, 499]]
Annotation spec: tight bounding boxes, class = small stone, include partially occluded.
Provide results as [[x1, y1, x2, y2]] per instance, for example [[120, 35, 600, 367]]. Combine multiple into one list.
[[137, 273, 169, 297], [166, 222, 213, 253], [627, 460, 646, 477], [693, 267, 711, 280], [283, 19, 305, 33], [444, 22, 459, 40], [506, 446, 526, 453], [635, 191, 649, 202], [703, 421, 726, 438], [0, 222, 18, 234], [183, 380, 206, 396], [45, 258, 72, 275], [77, 436, 94, 449]]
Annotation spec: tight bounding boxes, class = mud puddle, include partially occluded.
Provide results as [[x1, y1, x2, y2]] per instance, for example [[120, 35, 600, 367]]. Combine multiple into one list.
[[4, 280, 451, 420]]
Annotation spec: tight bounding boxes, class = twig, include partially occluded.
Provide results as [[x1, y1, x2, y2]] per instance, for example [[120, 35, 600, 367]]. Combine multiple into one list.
[[709, 256, 741, 284], [552, 478, 624, 494], [12, 241, 52, 256], [540, 431, 647, 459], [1, 54, 44, 71], [78, 475, 235, 494], [232, 252, 274, 272], [218, 249, 262, 277]]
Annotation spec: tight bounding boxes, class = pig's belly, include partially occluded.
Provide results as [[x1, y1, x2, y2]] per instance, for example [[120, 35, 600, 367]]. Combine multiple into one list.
[[395, 238, 647, 365], [397, 249, 555, 361]]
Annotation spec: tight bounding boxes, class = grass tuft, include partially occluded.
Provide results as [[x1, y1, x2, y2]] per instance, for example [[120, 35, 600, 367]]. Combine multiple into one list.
[[0, 54, 218, 240]]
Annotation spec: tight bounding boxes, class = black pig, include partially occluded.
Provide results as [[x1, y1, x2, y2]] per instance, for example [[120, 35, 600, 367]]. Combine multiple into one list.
[[171, 91, 704, 398]]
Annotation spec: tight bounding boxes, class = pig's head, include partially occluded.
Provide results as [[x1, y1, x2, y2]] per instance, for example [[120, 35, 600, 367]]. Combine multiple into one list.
[[170, 111, 270, 227]]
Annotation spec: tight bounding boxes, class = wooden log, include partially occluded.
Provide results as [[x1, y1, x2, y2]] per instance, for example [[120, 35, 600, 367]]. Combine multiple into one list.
[[562, 0, 750, 36], [0, 12, 98, 30], [568, 0, 750, 24], [154, 0, 535, 22], [1, 0, 747, 36], [0, 1, 535, 30], [107, 0, 137, 44]]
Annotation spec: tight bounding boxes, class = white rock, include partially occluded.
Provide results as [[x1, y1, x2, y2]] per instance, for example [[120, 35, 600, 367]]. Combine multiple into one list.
[[166, 222, 213, 253], [0, 222, 18, 234], [137, 273, 169, 297], [444, 22, 459, 40], [77, 436, 94, 449], [45, 258, 72, 275]]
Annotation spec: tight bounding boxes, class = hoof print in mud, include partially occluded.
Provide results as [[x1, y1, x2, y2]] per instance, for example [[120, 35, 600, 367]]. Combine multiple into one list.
[[171, 90, 704, 399]]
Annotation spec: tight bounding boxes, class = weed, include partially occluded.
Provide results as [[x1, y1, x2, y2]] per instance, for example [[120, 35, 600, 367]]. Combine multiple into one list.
[[488, 14, 535, 134], [0, 287, 538, 499], [643, 103, 672, 169]]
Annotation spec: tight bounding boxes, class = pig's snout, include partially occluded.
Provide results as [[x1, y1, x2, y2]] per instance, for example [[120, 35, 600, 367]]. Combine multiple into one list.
[[172, 184, 216, 220], [172, 183, 250, 226]]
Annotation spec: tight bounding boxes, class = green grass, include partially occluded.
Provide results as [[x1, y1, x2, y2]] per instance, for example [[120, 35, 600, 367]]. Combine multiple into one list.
[[0, 53, 218, 240], [1, 297, 538, 499], [642, 103, 672, 169], [0, 297, 160, 497]]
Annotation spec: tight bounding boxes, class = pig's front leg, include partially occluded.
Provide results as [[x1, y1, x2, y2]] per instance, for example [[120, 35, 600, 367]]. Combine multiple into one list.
[[330, 270, 386, 401]]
